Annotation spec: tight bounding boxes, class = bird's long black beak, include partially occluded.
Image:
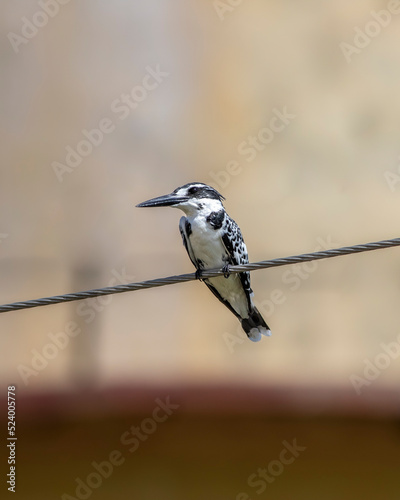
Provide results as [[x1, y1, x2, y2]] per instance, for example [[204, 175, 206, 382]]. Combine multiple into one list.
[[136, 192, 189, 208]]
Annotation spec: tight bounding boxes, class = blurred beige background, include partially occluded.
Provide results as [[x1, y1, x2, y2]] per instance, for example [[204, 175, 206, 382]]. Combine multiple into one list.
[[1, 2, 400, 498], [1, 0, 399, 392]]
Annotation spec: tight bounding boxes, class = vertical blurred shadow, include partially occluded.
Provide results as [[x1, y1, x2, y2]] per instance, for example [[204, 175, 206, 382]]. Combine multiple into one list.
[[69, 265, 102, 388]]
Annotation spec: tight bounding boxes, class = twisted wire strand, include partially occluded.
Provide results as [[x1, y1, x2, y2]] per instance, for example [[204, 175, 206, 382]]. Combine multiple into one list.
[[0, 237, 399, 314]]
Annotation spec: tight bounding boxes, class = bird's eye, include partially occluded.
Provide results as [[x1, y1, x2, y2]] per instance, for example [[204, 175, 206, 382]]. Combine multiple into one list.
[[188, 186, 199, 194]]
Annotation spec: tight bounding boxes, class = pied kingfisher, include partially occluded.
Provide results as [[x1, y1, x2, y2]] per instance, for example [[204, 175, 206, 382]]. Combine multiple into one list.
[[136, 182, 271, 341]]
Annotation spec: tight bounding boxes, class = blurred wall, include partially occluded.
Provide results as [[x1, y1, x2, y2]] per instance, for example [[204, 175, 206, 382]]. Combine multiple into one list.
[[1, 0, 400, 393]]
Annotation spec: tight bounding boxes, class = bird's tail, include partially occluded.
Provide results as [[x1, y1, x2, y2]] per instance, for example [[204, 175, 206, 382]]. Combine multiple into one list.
[[241, 307, 271, 342]]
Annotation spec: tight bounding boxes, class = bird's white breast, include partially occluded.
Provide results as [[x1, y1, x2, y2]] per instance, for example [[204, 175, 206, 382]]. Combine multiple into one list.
[[187, 214, 227, 268], [186, 213, 249, 318]]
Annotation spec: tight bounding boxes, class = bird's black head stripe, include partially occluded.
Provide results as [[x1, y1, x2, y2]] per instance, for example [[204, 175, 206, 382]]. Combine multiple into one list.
[[174, 183, 225, 202]]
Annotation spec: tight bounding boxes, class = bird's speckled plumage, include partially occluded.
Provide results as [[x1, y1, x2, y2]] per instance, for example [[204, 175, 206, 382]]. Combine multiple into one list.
[[137, 182, 271, 341]]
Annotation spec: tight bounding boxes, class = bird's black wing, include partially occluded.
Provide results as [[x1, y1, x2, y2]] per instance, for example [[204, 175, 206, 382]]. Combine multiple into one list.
[[220, 215, 252, 311], [179, 217, 202, 271]]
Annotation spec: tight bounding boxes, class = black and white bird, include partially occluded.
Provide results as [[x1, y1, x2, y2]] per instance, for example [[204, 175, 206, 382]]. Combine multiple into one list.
[[136, 182, 271, 341]]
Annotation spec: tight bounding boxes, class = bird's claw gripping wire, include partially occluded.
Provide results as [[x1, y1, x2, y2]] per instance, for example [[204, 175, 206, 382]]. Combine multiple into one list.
[[222, 264, 231, 279]]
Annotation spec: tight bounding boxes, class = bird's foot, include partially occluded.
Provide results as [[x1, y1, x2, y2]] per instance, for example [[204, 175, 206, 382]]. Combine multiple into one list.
[[195, 268, 203, 281], [222, 264, 231, 279]]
